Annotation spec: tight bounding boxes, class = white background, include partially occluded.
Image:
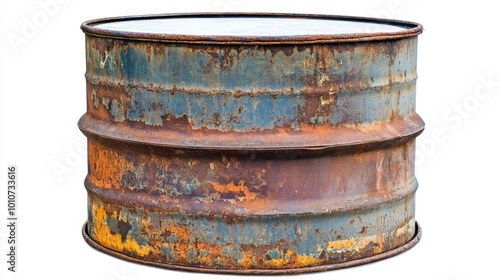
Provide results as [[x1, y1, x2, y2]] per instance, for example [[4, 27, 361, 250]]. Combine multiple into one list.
[[1, 1, 499, 279]]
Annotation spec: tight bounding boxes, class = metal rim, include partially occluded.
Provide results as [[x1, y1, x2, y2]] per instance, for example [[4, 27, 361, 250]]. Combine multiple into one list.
[[81, 13, 423, 45], [82, 221, 421, 275], [78, 114, 425, 151]]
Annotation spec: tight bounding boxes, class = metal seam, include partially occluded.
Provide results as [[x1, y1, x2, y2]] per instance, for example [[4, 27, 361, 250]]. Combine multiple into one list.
[[84, 74, 418, 96]]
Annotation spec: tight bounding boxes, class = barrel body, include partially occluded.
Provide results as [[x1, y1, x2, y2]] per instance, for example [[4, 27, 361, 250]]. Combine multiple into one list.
[[79, 14, 423, 274]]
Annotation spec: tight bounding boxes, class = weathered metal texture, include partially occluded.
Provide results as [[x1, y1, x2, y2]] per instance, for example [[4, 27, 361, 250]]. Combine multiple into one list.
[[79, 13, 424, 274]]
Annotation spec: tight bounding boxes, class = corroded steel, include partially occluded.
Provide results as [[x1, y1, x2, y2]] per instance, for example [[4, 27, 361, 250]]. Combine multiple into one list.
[[79, 13, 424, 274]]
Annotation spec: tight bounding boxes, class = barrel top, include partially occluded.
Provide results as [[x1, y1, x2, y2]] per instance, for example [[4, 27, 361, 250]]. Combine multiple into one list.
[[81, 13, 422, 44]]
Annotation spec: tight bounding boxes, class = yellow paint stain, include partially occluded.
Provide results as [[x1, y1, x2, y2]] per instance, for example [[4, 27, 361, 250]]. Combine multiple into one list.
[[262, 250, 294, 268], [327, 235, 382, 254], [91, 202, 152, 257], [262, 250, 323, 268], [328, 238, 356, 251], [263, 258, 288, 268], [375, 235, 384, 254], [295, 254, 323, 267], [210, 181, 257, 201], [239, 251, 255, 269]]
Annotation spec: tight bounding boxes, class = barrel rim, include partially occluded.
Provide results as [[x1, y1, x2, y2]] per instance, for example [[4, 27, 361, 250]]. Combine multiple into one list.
[[82, 221, 422, 274], [81, 13, 423, 44]]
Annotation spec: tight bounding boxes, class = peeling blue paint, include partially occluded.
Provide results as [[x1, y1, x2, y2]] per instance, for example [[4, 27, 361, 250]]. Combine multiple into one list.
[[105, 84, 414, 129], [267, 248, 281, 259], [102, 97, 110, 110], [97, 195, 414, 259], [161, 245, 176, 260], [87, 39, 417, 93], [153, 168, 199, 196], [110, 99, 126, 122], [120, 45, 150, 84], [124, 89, 306, 130], [187, 248, 197, 261], [104, 215, 118, 234], [87, 37, 419, 130], [222, 243, 243, 261]]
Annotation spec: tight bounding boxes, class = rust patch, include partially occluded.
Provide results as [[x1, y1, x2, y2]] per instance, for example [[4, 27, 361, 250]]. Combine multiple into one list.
[[210, 181, 258, 201], [91, 202, 153, 257]]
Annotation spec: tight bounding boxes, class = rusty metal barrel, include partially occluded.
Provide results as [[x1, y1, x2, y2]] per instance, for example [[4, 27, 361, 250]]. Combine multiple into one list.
[[79, 13, 424, 274]]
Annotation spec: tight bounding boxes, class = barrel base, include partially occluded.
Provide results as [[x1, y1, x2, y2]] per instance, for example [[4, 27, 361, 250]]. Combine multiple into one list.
[[82, 221, 421, 275]]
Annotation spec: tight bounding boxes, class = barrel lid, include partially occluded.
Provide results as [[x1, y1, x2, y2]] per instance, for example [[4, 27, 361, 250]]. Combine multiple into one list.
[[81, 13, 422, 44]]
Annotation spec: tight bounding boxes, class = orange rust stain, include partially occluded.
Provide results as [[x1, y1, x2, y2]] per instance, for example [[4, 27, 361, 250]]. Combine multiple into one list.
[[166, 223, 191, 242], [162, 223, 228, 266], [87, 141, 132, 189], [91, 202, 153, 257], [164, 223, 192, 261], [196, 242, 224, 265], [210, 181, 257, 201], [140, 216, 166, 250]]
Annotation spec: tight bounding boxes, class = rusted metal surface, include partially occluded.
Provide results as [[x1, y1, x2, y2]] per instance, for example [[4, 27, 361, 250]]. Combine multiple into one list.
[[82, 222, 421, 275], [79, 13, 424, 274]]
